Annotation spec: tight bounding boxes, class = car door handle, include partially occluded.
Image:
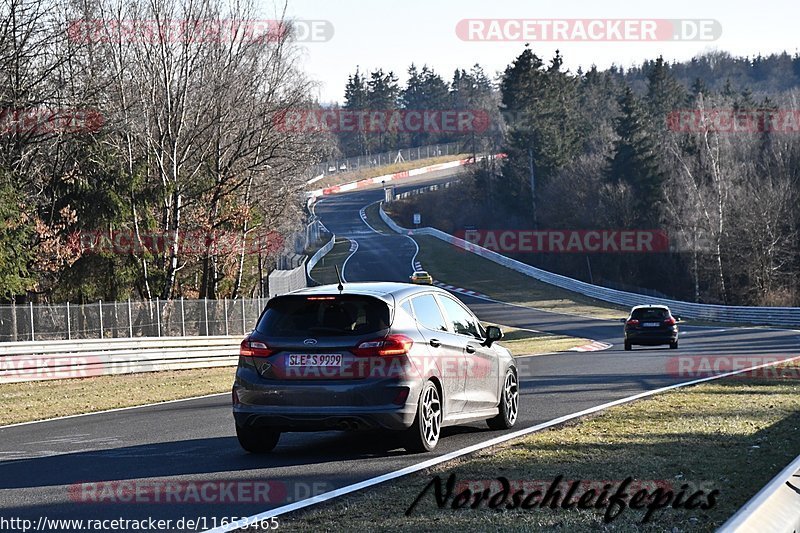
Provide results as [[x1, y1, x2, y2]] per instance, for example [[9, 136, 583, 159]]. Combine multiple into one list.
[[465, 345, 476, 354], [429, 339, 441, 348]]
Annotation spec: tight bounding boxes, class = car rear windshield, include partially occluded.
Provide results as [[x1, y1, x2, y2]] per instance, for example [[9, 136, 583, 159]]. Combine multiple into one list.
[[256, 295, 390, 337], [631, 308, 669, 320]]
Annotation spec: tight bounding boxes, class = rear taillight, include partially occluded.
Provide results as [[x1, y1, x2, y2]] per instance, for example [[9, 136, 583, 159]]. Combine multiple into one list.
[[353, 334, 413, 357], [240, 337, 273, 357], [663, 317, 676, 326], [626, 319, 640, 326]]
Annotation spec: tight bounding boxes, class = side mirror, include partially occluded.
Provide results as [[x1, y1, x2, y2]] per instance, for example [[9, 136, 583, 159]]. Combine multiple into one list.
[[675, 317, 682, 323], [619, 318, 627, 323], [484, 325, 503, 347]]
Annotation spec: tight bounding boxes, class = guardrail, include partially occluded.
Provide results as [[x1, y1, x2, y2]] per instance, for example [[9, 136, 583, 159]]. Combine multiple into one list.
[[379, 205, 800, 326], [0, 336, 241, 383], [307, 234, 336, 273], [394, 180, 459, 200], [719, 453, 800, 532]]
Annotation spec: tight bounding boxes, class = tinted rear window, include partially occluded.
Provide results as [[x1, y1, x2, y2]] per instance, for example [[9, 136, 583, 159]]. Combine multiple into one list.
[[256, 295, 390, 337], [631, 308, 669, 320]]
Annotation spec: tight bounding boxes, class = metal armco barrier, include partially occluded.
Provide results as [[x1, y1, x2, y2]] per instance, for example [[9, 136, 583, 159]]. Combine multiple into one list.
[[307, 234, 336, 274], [0, 336, 241, 384], [719, 454, 800, 533], [379, 205, 800, 326]]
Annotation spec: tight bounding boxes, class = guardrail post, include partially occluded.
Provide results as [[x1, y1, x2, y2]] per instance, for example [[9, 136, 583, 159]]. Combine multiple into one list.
[[223, 298, 229, 336], [66, 301, 71, 340], [156, 297, 161, 337], [204, 297, 209, 336], [29, 302, 34, 341], [180, 297, 186, 337], [99, 300, 104, 339], [127, 299, 133, 337]]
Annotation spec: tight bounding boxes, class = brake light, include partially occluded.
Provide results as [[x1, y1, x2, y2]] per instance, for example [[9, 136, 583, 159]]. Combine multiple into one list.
[[626, 319, 640, 326], [353, 334, 413, 357], [664, 317, 676, 326], [240, 337, 273, 357]]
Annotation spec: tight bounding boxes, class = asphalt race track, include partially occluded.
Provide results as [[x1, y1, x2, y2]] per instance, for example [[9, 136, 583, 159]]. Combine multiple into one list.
[[1, 168, 799, 531]]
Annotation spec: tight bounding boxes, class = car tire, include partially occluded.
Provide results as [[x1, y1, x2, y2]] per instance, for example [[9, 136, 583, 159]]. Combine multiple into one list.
[[487, 369, 519, 430], [624, 341, 632, 351], [236, 424, 280, 453], [405, 381, 442, 453], [670, 341, 678, 349]]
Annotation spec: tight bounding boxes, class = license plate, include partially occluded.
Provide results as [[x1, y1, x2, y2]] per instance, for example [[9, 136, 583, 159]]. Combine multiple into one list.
[[287, 354, 342, 367], [642, 322, 660, 327]]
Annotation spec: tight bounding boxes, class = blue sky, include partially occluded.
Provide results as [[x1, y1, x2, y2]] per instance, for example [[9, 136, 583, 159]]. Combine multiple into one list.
[[272, 0, 800, 103]]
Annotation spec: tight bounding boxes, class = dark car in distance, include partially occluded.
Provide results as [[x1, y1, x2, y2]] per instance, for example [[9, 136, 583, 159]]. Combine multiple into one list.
[[622, 305, 680, 350], [232, 282, 519, 454]]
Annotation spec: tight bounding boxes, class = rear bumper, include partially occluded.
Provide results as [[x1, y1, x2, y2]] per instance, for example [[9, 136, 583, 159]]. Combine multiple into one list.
[[625, 329, 678, 344], [233, 408, 415, 431], [232, 367, 420, 431]]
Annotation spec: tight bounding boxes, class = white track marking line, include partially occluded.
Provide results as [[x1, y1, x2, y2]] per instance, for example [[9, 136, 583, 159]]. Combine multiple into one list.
[[408, 236, 420, 273], [358, 200, 420, 276], [358, 202, 383, 235], [340, 240, 359, 283], [204, 354, 800, 533], [0, 392, 228, 430]]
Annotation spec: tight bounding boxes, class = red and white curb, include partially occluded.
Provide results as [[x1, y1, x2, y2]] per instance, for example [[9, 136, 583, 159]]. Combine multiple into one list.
[[433, 281, 489, 298], [570, 340, 613, 352]]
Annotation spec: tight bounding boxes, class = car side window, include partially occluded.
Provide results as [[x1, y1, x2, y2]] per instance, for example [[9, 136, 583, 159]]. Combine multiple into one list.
[[400, 300, 413, 317], [410, 294, 448, 332], [438, 295, 482, 339]]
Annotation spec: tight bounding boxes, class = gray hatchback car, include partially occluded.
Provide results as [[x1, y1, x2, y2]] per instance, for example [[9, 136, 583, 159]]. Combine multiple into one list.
[[232, 282, 519, 453]]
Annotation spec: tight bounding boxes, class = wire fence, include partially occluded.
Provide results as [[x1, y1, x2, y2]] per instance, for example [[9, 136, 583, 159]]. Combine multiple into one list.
[[0, 298, 271, 342]]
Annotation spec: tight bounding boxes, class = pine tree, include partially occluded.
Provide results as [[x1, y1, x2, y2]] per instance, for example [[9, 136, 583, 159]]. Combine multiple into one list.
[[342, 68, 369, 155], [498, 47, 582, 220], [606, 86, 666, 225], [366, 69, 400, 152], [646, 56, 687, 132]]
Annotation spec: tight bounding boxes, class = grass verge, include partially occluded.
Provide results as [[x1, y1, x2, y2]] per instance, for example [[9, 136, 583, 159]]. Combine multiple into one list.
[[309, 238, 352, 285], [363, 202, 394, 234], [0, 367, 234, 426], [310, 154, 469, 191], [413, 234, 629, 320], [280, 372, 800, 532], [498, 325, 588, 356]]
